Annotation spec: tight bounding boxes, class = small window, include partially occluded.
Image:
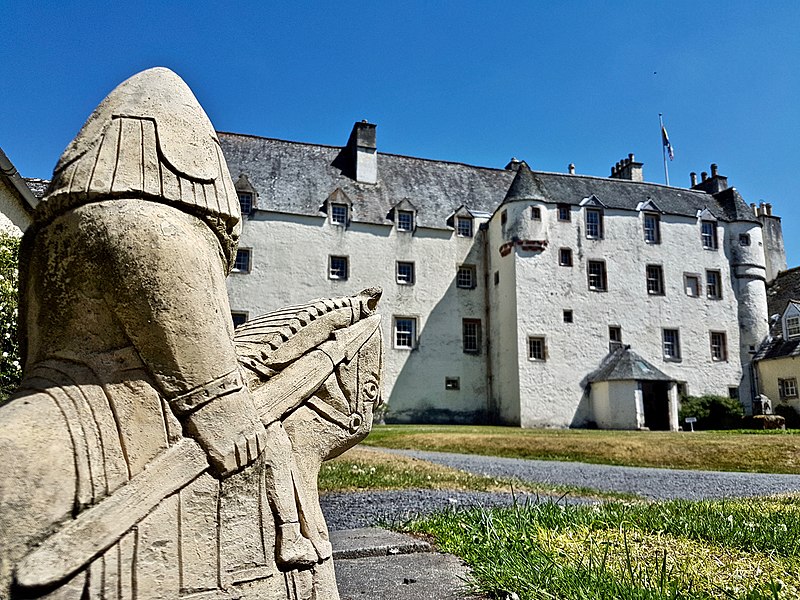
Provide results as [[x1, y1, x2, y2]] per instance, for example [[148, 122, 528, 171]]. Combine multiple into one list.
[[531, 207, 541, 220], [559, 248, 573, 267], [663, 328, 681, 360], [710, 331, 728, 361], [456, 216, 473, 237], [329, 256, 349, 280], [457, 265, 476, 289], [445, 377, 460, 391], [587, 260, 607, 291], [233, 248, 252, 273], [528, 336, 546, 361], [397, 210, 414, 232], [646, 265, 665, 295], [394, 317, 416, 349], [462, 319, 481, 354], [706, 270, 722, 299], [609, 326, 622, 352], [330, 203, 348, 226], [494, 271, 500, 285], [563, 310, 573, 323], [396, 261, 415, 285], [786, 316, 800, 338], [780, 378, 798, 399], [701, 220, 717, 249], [501, 210, 508, 226], [231, 311, 248, 328], [684, 274, 701, 298], [643, 213, 661, 244], [585, 208, 603, 239], [739, 233, 751, 246], [238, 192, 253, 215], [557, 204, 571, 222], [728, 386, 739, 399]]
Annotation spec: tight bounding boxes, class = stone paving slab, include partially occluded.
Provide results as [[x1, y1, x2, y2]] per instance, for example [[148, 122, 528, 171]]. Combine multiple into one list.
[[329, 527, 432, 559]]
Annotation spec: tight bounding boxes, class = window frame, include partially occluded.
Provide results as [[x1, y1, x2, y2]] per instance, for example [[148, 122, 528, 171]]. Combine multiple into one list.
[[701, 220, 718, 249], [684, 274, 701, 298], [396, 261, 415, 285], [330, 202, 348, 226], [462, 318, 481, 354], [558, 248, 573, 267], [393, 317, 417, 350], [786, 316, 800, 338], [528, 336, 547, 361], [587, 260, 607, 292], [456, 265, 476, 289], [646, 264, 665, 296], [710, 331, 728, 362], [456, 216, 474, 238], [231, 311, 249, 328], [585, 208, 603, 239], [232, 248, 252, 273], [445, 377, 460, 391], [780, 378, 799, 399], [706, 270, 722, 300], [662, 328, 681, 360], [563, 309, 574, 324], [557, 204, 571, 222], [328, 255, 349, 280], [237, 192, 253, 215], [531, 206, 541, 220], [739, 233, 751, 246], [609, 326, 622, 352], [643, 213, 661, 244], [397, 210, 414, 232]]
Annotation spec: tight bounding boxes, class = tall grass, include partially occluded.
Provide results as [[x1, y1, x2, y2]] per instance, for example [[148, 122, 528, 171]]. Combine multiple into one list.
[[402, 496, 800, 599]]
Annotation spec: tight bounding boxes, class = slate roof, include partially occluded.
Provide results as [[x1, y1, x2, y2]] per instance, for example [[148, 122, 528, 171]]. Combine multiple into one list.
[[587, 345, 674, 383], [219, 132, 514, 230], [219, 130, 760, 230], [754, 337, 800, 362], [24, 178, 49, 200], [504, 163, 758, 223], [767, 267, 800, 321]]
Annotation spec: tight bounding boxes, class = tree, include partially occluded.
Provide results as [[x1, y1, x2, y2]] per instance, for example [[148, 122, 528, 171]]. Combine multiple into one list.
[[0, 233, 21, 401]]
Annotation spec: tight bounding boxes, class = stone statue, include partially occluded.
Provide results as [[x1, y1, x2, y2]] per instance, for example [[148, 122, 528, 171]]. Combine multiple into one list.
[[0, 68, 382, 600]]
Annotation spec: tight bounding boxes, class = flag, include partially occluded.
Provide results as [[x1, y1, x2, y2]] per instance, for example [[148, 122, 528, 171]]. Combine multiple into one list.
[[661, 124, 674, 160]]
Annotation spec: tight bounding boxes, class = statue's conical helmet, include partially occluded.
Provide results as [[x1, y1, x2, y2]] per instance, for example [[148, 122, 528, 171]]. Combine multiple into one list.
[[39, 67, 240, 269]]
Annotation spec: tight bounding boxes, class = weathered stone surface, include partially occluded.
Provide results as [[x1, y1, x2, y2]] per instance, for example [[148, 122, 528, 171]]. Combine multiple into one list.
[[0, 67, 382, 600]]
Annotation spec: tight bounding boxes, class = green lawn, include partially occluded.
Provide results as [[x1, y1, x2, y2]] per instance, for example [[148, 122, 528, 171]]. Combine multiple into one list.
[[363, 425, 800, 474], [401, 496, 800, 599]]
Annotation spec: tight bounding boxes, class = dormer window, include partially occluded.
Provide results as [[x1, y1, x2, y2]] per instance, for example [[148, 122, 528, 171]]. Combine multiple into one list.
[[330, 203, 348, 226], [701, 220, 717, 249], [644, 213, 661, 243], [238, 192, 253, 215], [457, 216, 473, 237], [397, 210, 414, 232], [787, 316, 800, 338], [585, 208, 603, 239]]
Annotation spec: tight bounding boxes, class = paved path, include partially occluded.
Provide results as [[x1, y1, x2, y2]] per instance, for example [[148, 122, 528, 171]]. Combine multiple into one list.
[[320, 447, 800, 530]]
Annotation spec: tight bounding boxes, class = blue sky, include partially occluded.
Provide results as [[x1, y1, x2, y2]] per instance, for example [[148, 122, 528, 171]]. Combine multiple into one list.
[[2, 1, 798, 266]]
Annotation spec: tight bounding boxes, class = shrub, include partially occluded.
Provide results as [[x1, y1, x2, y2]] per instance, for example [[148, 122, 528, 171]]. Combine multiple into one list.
[[0, 233, 21, 402], [678, 394, 744, 430], [774, 403, 800, 429]]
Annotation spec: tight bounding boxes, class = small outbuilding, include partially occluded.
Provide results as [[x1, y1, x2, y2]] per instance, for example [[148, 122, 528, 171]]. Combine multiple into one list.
[[587, 345, 679, 431]]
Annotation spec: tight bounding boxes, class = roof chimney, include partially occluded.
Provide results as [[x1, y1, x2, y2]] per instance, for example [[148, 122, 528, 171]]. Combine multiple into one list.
[[505, 157, 524, 171], [609, 153, 643, 182], [690, 172, 697, 187], [346, 120, 377, 184], [692, 164, 728, 194], [568, 163, 575, 175]]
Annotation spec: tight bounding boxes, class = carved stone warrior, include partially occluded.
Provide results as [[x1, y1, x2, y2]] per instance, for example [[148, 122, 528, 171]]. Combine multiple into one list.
[[0, 68, 383, 600]]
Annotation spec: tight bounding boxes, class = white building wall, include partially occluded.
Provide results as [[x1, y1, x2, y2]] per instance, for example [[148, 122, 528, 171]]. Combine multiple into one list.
[[489, 200, 744, 427], [227, 212, 490, 423], [592, 381, 640, 429], [0, 178, 31, 236]]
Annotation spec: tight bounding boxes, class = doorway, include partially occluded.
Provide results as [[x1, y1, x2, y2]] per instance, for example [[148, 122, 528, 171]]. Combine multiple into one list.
[[641, 381, 670, 430]]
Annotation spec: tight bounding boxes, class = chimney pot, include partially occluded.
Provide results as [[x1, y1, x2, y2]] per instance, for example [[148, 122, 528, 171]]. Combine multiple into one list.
[[701, 171, 708, 182], [628, 153, 635, 162], [568, 163, 575, 175], [766, 203, 773, 216], [690, 172, 697, 186], [710, 163, 718, 177]]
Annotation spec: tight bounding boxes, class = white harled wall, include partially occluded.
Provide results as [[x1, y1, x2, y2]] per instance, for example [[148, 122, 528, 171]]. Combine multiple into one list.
[[227, 212, 490, 423], [487, 199, 745, 428]]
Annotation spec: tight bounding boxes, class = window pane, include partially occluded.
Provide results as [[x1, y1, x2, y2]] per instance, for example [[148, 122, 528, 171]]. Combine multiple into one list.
[[238, 192, 253, 215], [531, 207, 541, 220], [463, 319, 481, 353], [644, 214, 660, 243], [706, 270, 721, 299], [710, 332, 727, 361], [558, 204, 570, 221], [397, 210, 414, 231], [701, 221, 717, 249], [234, 249, 251, 272], [528, 337, 546, 360], [787, 316, 800, 337], [685, 275, 700, 297], [231, 312, 248, 328], [329, 256, 348, 280], [394, 318, 415, 348], [397, 261, 415, 284], [663, 329, 680, 359], [588, 261, 606, 291], [457, 266, 475, 288], [559, 248, 573, 266], [457, 217, 473, 237], [646, 265, 664, 295], [586, 209, 602, 238], [331, 203, 348, 225]]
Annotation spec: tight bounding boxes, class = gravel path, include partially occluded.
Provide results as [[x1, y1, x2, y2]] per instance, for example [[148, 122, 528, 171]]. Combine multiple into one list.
[[320, 448, 800, 530]]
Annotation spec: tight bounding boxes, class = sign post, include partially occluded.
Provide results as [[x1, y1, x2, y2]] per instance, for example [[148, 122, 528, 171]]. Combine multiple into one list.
[[684, 416, 697, 432]]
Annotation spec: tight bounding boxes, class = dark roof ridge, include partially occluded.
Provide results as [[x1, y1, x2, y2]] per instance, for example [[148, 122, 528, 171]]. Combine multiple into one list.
[[217, 130, 342, 150]]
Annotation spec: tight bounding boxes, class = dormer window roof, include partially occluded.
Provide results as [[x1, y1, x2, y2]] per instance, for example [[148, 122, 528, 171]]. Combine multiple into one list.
[[320, 188, 353, 226], [783, 301, 800, 339], [579, 194, 607, 208], [234, 174, 257, 215], [637, 198, 664, 213]]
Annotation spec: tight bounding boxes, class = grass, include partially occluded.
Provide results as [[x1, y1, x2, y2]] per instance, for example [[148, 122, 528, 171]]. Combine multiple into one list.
[[401, 496, 800, 599], [363, 425, 800, 474], [318, 447, 632, 500]]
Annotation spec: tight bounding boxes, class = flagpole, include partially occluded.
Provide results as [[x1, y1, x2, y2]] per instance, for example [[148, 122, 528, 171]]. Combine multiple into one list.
[[659, 113, 670, 186]]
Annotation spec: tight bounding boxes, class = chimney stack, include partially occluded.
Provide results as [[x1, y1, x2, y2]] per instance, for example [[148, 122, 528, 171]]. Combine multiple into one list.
[[346, 120, 377, 184], [609, 153, 643, 182], [568, 163, 575, 175], [692, 164, 729, 193]]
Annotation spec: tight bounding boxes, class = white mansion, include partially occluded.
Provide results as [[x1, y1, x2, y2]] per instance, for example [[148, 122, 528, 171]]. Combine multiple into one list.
[[220, 122, 787, 430]]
